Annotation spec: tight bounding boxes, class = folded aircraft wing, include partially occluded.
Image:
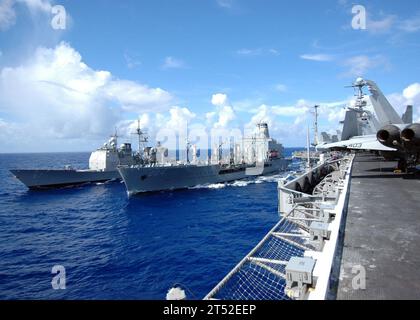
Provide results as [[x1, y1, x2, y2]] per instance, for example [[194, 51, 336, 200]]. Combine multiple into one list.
[[317, 135, 397, 151]]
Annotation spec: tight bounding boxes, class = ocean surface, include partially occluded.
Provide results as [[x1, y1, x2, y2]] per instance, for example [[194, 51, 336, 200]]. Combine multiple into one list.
[[0, 148, 302, 300]]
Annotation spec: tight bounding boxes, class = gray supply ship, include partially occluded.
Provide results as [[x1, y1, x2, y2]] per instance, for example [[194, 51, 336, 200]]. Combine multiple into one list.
[[11, 134, 139, 189], [118, 123, 291, 196]]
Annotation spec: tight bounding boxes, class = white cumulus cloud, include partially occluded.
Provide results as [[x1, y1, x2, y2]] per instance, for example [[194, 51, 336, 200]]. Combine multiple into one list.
[[208, 93, 237, 129], [387, 83, 420, 122], [0, 42, 174, 150], [367, 15, 396, 34], [399, 15, 420, 32], [0, 0, 16, 30], [214, 105, 235, 129], [167, 106, 196, 129], [18, 0, 52, 12], [211, 93, 228, 106], [116, 106, 197, 150], [341, 55, 389, 77], [403, 83, 420, 102], [0, 0, 54, 31]]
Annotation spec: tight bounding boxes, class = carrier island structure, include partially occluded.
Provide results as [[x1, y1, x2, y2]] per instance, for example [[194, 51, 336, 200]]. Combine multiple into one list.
[[202, 79, 420, 300]]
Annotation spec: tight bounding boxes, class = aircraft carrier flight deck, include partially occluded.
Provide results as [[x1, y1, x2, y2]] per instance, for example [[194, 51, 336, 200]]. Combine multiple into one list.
[[337, 152, 420, 299]]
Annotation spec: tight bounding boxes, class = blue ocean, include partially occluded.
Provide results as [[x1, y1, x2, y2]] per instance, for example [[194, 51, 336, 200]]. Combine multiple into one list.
[[0, 149, 300, 300]]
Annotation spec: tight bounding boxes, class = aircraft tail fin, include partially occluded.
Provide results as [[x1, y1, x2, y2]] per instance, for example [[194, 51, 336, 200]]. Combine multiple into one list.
[[320, 132, 332, 144], [336, 130, 342, 140], [365, 80, 403, 125], [402, 105, 413, 124], [341, 110, 359, 140]]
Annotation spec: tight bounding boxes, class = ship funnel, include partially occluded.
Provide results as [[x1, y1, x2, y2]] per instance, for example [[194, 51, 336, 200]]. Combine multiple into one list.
[[377, 125, 401, 148], [257, 123, 270, 138], [401, 123, 420, 147]]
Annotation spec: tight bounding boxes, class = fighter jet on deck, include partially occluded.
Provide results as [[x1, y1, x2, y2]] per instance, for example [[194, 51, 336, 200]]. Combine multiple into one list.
[[317, 78, 418, 170], [317, 78, 412, 153]]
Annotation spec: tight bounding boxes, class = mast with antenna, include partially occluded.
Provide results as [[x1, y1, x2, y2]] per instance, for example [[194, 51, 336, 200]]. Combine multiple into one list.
[[218, 141, 223, 163], [229, 137, 235, 165], [186, 121, 190, 164], [111, 127, 118, 150], [345, 78, 367, 111], [312, 105, 319, 147], [314, 105, 319, 146], [133, 119, 148, 156], [306, 126, 311, 169]]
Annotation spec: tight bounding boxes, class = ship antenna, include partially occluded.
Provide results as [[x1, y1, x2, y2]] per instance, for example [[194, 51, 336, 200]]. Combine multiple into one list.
[[186, 121, 190, 164], [229, 137, 235, 165], [311, 105, 319, 147], [218, 140, 224, 163], [355, 84, 363, 110], [137, 119, 141, 154], [306, 125, 311, 170], [133, 119, 148, 156], [347, 78, 367, 111], [112, 126, 122, 164], [114, 127, 118, 146]]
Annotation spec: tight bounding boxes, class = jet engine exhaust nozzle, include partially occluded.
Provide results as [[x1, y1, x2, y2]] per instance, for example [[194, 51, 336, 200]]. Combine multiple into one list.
[[401, 123, 420, 146], [376, 125, 401, 148]]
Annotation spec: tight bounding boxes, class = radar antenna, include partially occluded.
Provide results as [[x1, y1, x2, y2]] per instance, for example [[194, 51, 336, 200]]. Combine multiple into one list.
[[133, 119, 149, 155], [345, 78, 368, 112], [306, 126, 311, 169], [186, 121, 191, 164], [112, 127, 118, 138], [217, 140, 224, 163], [110, 127, 118, 150], [311, 105, 319, 147]]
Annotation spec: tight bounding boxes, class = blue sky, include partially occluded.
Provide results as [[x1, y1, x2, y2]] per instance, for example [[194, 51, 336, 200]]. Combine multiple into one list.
[[0, 0, 420, 152]]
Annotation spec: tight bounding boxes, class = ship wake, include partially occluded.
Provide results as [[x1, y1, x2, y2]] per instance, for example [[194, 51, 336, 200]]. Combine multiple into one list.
[[189, 173, 287, 190]]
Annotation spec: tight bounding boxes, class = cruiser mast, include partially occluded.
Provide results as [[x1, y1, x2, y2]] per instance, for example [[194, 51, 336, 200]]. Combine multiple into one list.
[[134, 119, 148, 156], [186, 122, 191, 164], [306, 126, 311, 169], [312, 105, 319, 147]]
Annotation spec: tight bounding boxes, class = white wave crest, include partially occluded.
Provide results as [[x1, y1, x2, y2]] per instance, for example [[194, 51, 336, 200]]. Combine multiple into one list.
[[230, 180, 251, 187], [188, 173, 288, 190], [190, 183, 226, 190]]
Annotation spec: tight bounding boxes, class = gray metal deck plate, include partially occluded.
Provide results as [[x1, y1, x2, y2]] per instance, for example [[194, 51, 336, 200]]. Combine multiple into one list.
[[337, 153, 420, 300]]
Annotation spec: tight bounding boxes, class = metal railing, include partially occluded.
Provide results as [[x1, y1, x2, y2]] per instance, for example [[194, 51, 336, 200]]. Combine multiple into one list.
[[204, 155, 354, 300]]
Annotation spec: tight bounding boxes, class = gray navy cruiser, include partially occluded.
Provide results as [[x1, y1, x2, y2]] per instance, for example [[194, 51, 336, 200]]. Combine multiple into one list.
[[118, 123, 291, 196], [11, 134, 139, 189]]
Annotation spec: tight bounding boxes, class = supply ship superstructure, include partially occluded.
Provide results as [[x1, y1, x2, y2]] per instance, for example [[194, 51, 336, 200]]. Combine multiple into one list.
[[118, 123, 291, 196]]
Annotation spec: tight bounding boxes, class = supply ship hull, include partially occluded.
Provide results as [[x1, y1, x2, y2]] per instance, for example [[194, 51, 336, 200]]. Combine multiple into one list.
[[118, 158, 291, 196], [10, 169, 120, 189]]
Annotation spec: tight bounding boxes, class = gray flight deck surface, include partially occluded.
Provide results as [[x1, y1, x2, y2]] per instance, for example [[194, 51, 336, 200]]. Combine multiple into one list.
[[337, 153, 420, 299]]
